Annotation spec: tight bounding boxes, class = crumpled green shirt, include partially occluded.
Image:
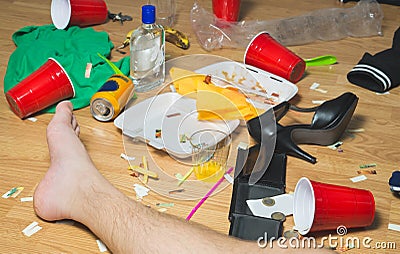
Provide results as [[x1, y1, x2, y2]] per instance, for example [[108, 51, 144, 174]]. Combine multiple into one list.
[[3, 24, 130, 113]]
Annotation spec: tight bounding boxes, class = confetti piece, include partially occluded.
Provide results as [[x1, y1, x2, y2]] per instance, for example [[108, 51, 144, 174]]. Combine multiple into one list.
[[27, 117, 37, 122], [85, 63, 93, 78], [155, 129, 162, 138], [2, 187, 16, 198], [22, 221, 42, 237], [179, 134, 187, 143], [315, 88, 328, 93], [328, 141, 343, 150], [224, 173, 234, 184], [186, 167, 234, 221], [156, 203, 174, 207], [120, 153, 135, 161], [388, 223, 400, 232], [238, 142, 249, 150], [359, 163, 377, 169], [10, 187, 24, 198], [96, 239, 108, 252], [133, 184, 150, 199], [20, 196, 33, 202], [158, 208, 168, 213], [310, 83, 320, 90], [178, 167, 195, 186], [346, 128, 365, 133], [130, 172, 139, 177], [312, 100, 326, 105], [357, 169, 377, 175], [175, 173, 184, 181], [271, 92, 280, 97], [350, 175, 367, 183], [167, 112, 181, 118], [169, 188, 184, 194]]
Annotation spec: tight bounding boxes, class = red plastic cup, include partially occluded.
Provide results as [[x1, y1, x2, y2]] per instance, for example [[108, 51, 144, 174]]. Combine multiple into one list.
[[212, 0, 241, 22], [244, 32, 305, 83], [51, 0, 108, 29], [293, 177, 375, 235], [5, 58, 75, 119]]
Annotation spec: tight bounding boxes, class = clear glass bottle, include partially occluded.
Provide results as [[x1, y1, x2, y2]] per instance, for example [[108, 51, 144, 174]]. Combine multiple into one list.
[[130, 5, 165, 92]]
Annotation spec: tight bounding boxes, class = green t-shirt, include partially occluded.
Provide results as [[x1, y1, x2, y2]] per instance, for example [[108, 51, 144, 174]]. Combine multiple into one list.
[[4, 24, 130, 113]]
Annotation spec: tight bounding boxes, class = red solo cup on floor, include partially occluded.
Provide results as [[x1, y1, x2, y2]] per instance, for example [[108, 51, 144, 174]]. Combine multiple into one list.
[[5, 58, 75, 119], [293, 177, 375, 235], [51, 0, 108, 29], [244, 32, 305, 83], [212, 0, 241, 22]]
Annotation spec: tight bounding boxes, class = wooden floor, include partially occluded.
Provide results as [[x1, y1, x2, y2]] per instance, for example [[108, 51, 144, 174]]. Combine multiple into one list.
[[1, 0, 400, 253]]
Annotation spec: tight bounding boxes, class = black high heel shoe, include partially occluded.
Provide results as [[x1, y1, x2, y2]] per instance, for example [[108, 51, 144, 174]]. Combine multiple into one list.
[[247, 92, 359, 164]]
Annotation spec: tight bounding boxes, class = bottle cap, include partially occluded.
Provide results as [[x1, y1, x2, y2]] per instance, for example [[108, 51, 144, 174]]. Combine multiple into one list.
[[142, 5, 156, 24]]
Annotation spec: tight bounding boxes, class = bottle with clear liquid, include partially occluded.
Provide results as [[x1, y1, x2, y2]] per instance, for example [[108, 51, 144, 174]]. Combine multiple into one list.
[[130, 5, 165, 92]]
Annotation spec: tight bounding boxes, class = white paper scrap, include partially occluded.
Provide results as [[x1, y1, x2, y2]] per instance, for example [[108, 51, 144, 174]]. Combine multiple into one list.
[[120, 153, 136, 161], [312, 100, 326, 105], [224, 173, 234, 184], [328, 141, 343, 150], [27, 117, 38, 122], [310, 83, 320, 90], [350, 175, 367, 183], [20, 196, 33, 202], [314, 88, 328, 94], [96, 239, 108, 252], [133, 184, 150, 199], [22, 221, 42, 237], [388, 223, 400, 232], [246, 193, 294, 218]]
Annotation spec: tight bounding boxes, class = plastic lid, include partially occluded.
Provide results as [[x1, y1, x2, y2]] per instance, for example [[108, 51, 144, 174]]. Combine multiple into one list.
[[142, 5, 156, 24]]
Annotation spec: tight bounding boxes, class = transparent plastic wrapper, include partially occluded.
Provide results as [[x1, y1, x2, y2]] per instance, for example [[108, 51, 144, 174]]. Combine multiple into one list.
[[190, 0, 383, 51]]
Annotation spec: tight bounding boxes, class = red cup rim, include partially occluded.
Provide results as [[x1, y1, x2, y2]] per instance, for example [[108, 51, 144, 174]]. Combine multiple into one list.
[[48, 57, 76, 97], [243, 31, 269, 65], [293, 177, 315, 235], [51, 0, 72, 30]]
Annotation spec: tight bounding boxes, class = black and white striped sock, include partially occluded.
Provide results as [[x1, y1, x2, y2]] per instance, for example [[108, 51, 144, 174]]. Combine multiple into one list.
[[347, 27, 400, 93]]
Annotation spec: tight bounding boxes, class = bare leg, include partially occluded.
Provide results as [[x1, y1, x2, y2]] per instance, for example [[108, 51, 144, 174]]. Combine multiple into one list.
[[34, 101, 330, 254]]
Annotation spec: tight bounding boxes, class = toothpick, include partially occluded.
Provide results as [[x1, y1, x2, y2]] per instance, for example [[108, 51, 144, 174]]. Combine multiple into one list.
[[142, 156, 149, 184], [129, 166, 158, 179], [178, 167, 195, 186]]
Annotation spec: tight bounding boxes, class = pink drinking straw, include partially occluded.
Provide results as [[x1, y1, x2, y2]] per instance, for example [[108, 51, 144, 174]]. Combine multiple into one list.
[[186, 167, 234, 221]]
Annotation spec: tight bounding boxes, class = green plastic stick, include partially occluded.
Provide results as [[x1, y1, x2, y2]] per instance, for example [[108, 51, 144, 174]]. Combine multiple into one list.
[[97, 53, 123, 75]]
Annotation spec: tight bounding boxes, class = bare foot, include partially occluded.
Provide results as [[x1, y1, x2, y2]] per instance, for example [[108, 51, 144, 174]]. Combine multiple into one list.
[[33, 101, 102, 221]]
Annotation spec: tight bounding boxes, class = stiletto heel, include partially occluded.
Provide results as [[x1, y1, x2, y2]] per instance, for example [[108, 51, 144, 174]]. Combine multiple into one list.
[[275, 124, 317, 164], [247, 92, 358, 164]]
